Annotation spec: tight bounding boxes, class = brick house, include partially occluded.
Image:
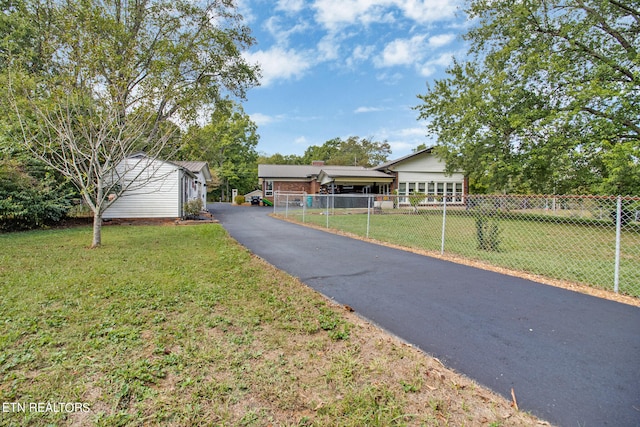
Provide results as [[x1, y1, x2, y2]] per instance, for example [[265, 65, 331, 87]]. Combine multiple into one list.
[[258, 147, 467, 204], [258, 161, 394, 203]]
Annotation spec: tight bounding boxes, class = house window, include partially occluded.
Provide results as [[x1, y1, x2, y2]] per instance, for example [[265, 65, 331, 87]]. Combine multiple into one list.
[[265, 181, 273, 196], [399, 181, 465, 204], [377, 184, 390, 194], [398, 183, 407, 203], [427, 182, 435, 202], [455, 183, 463, 202], [445, 182, 454, 200]]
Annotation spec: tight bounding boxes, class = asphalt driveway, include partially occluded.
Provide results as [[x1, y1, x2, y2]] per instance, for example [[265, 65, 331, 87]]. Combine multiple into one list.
[[211, 203, 640, 427]]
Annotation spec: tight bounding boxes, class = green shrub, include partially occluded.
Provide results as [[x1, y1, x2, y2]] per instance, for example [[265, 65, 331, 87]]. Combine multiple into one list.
[[0, 160, 73, 231], [182, 199, 203, 218], [234, 195, 246, 205], [475, 215, 501, 251], [408, 194, 424, 214]]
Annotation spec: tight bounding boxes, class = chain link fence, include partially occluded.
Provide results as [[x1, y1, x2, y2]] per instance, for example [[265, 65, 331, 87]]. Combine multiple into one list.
[[273, 192, 640, 298]]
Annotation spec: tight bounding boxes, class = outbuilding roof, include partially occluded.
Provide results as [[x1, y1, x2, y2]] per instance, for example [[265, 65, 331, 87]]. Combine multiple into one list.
[[174, 161, 213, 182]]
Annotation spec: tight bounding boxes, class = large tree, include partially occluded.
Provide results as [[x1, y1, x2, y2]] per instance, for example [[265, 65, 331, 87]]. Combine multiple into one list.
[[177, 100, 259, 201], [302, 136, 391, 167], [416, 0, 639, 195], [257, 152, 304, 165], [5, 0, 259, 246]]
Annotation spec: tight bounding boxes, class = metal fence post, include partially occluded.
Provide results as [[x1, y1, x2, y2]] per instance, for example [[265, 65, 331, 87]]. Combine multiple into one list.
[[285, 194, 289, 218], [441, 196, 447, 255], [614, 195, 622, 293], [325, 194, 329, 228], [302, 192, 306, 223], [366, 195, 371, 238]]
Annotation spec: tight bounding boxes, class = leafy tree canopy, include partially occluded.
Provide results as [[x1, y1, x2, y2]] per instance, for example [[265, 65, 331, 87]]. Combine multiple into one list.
[[178, 100, 259, 201], [415, 0, 640, 195], [257, 152, 304, 165], [2, 0, 260, 246], [258, 137, 391, 168], [301, 136, 391, 167]]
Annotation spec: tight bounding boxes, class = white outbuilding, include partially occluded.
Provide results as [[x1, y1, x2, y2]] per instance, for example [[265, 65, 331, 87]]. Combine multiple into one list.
[[103, 153, 212, 219]]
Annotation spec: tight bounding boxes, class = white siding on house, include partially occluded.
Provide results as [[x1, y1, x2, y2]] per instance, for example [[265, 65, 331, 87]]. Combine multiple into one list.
[[392, 152, 445, 172], [392, 153, 464, 181], [389, 150, 465, 204], [191, 170, 207, 207], [173, 162, 212, 209], [103, 157, 184, 218], [398, 171, 464, 183]]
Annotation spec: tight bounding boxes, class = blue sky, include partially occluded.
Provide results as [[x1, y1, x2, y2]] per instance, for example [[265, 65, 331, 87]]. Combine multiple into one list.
[[238, 0, 471, 159]]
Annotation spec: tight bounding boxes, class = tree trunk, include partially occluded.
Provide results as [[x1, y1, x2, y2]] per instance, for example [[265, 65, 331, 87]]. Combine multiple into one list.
[[92, 213, 102, 248]]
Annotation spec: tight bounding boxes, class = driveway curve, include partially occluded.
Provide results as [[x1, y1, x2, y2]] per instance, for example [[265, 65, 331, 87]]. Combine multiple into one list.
[[211, 203, 640, 427]]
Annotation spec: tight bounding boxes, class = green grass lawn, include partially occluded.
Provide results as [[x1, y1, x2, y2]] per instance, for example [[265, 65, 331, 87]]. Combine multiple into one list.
[[291, 210, 640, 297], [0, 224, 541, 426]]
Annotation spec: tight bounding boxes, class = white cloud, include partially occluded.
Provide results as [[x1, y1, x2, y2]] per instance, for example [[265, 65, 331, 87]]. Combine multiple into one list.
[[276, 0, 306, 13], [293, 136, 309, 145], [264, 16, 310, 46], [428, 33, 456, 48], [418, 51, 457, 76], [399, 0, 461, 23], [236, 0, 257, 24], [311, 0, 460, 30], [398, 127, 427, 137], [250, 112, 284, 126], [376, 34, 427, 67], [388, 140, 416, 153], [354, 106, 384, 113], [346, 44, 375, 68], [430, 51, 456, 66], [246, 1, 463, 83], [373, 125, 434, 156], [312, 0, 395, 30], [317, 33, 342, 61], [243, 47, 314, 86], [418, 64, 436, 77], [376, 71, 404, 84], [353, 45, 375, 61]]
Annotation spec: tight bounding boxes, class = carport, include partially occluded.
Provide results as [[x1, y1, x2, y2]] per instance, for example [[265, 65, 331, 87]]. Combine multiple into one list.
[[317, 168, 394, 194]]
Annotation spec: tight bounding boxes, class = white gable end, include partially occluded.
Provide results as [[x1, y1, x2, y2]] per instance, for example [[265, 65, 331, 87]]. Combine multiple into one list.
[[391, 152, 447, 173], [103, 157, 183, 218], [390, 151, 464, 183]]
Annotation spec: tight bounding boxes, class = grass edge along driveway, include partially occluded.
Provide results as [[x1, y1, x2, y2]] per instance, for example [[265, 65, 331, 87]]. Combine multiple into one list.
[[0, 224, 548, 426]]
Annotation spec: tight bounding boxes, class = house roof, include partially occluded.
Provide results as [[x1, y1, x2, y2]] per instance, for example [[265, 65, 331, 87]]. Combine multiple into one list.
[[318, 168, 394, 186], [174, 161, 207, 172], [174, 161, 213, 182], [258, 164, 321, 179], [259, 163, 398, 186], [125, 153, 195, 179], [127, 153, 213, 181], [319, 168, 393, 179], [374, 146, 434, 170]]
